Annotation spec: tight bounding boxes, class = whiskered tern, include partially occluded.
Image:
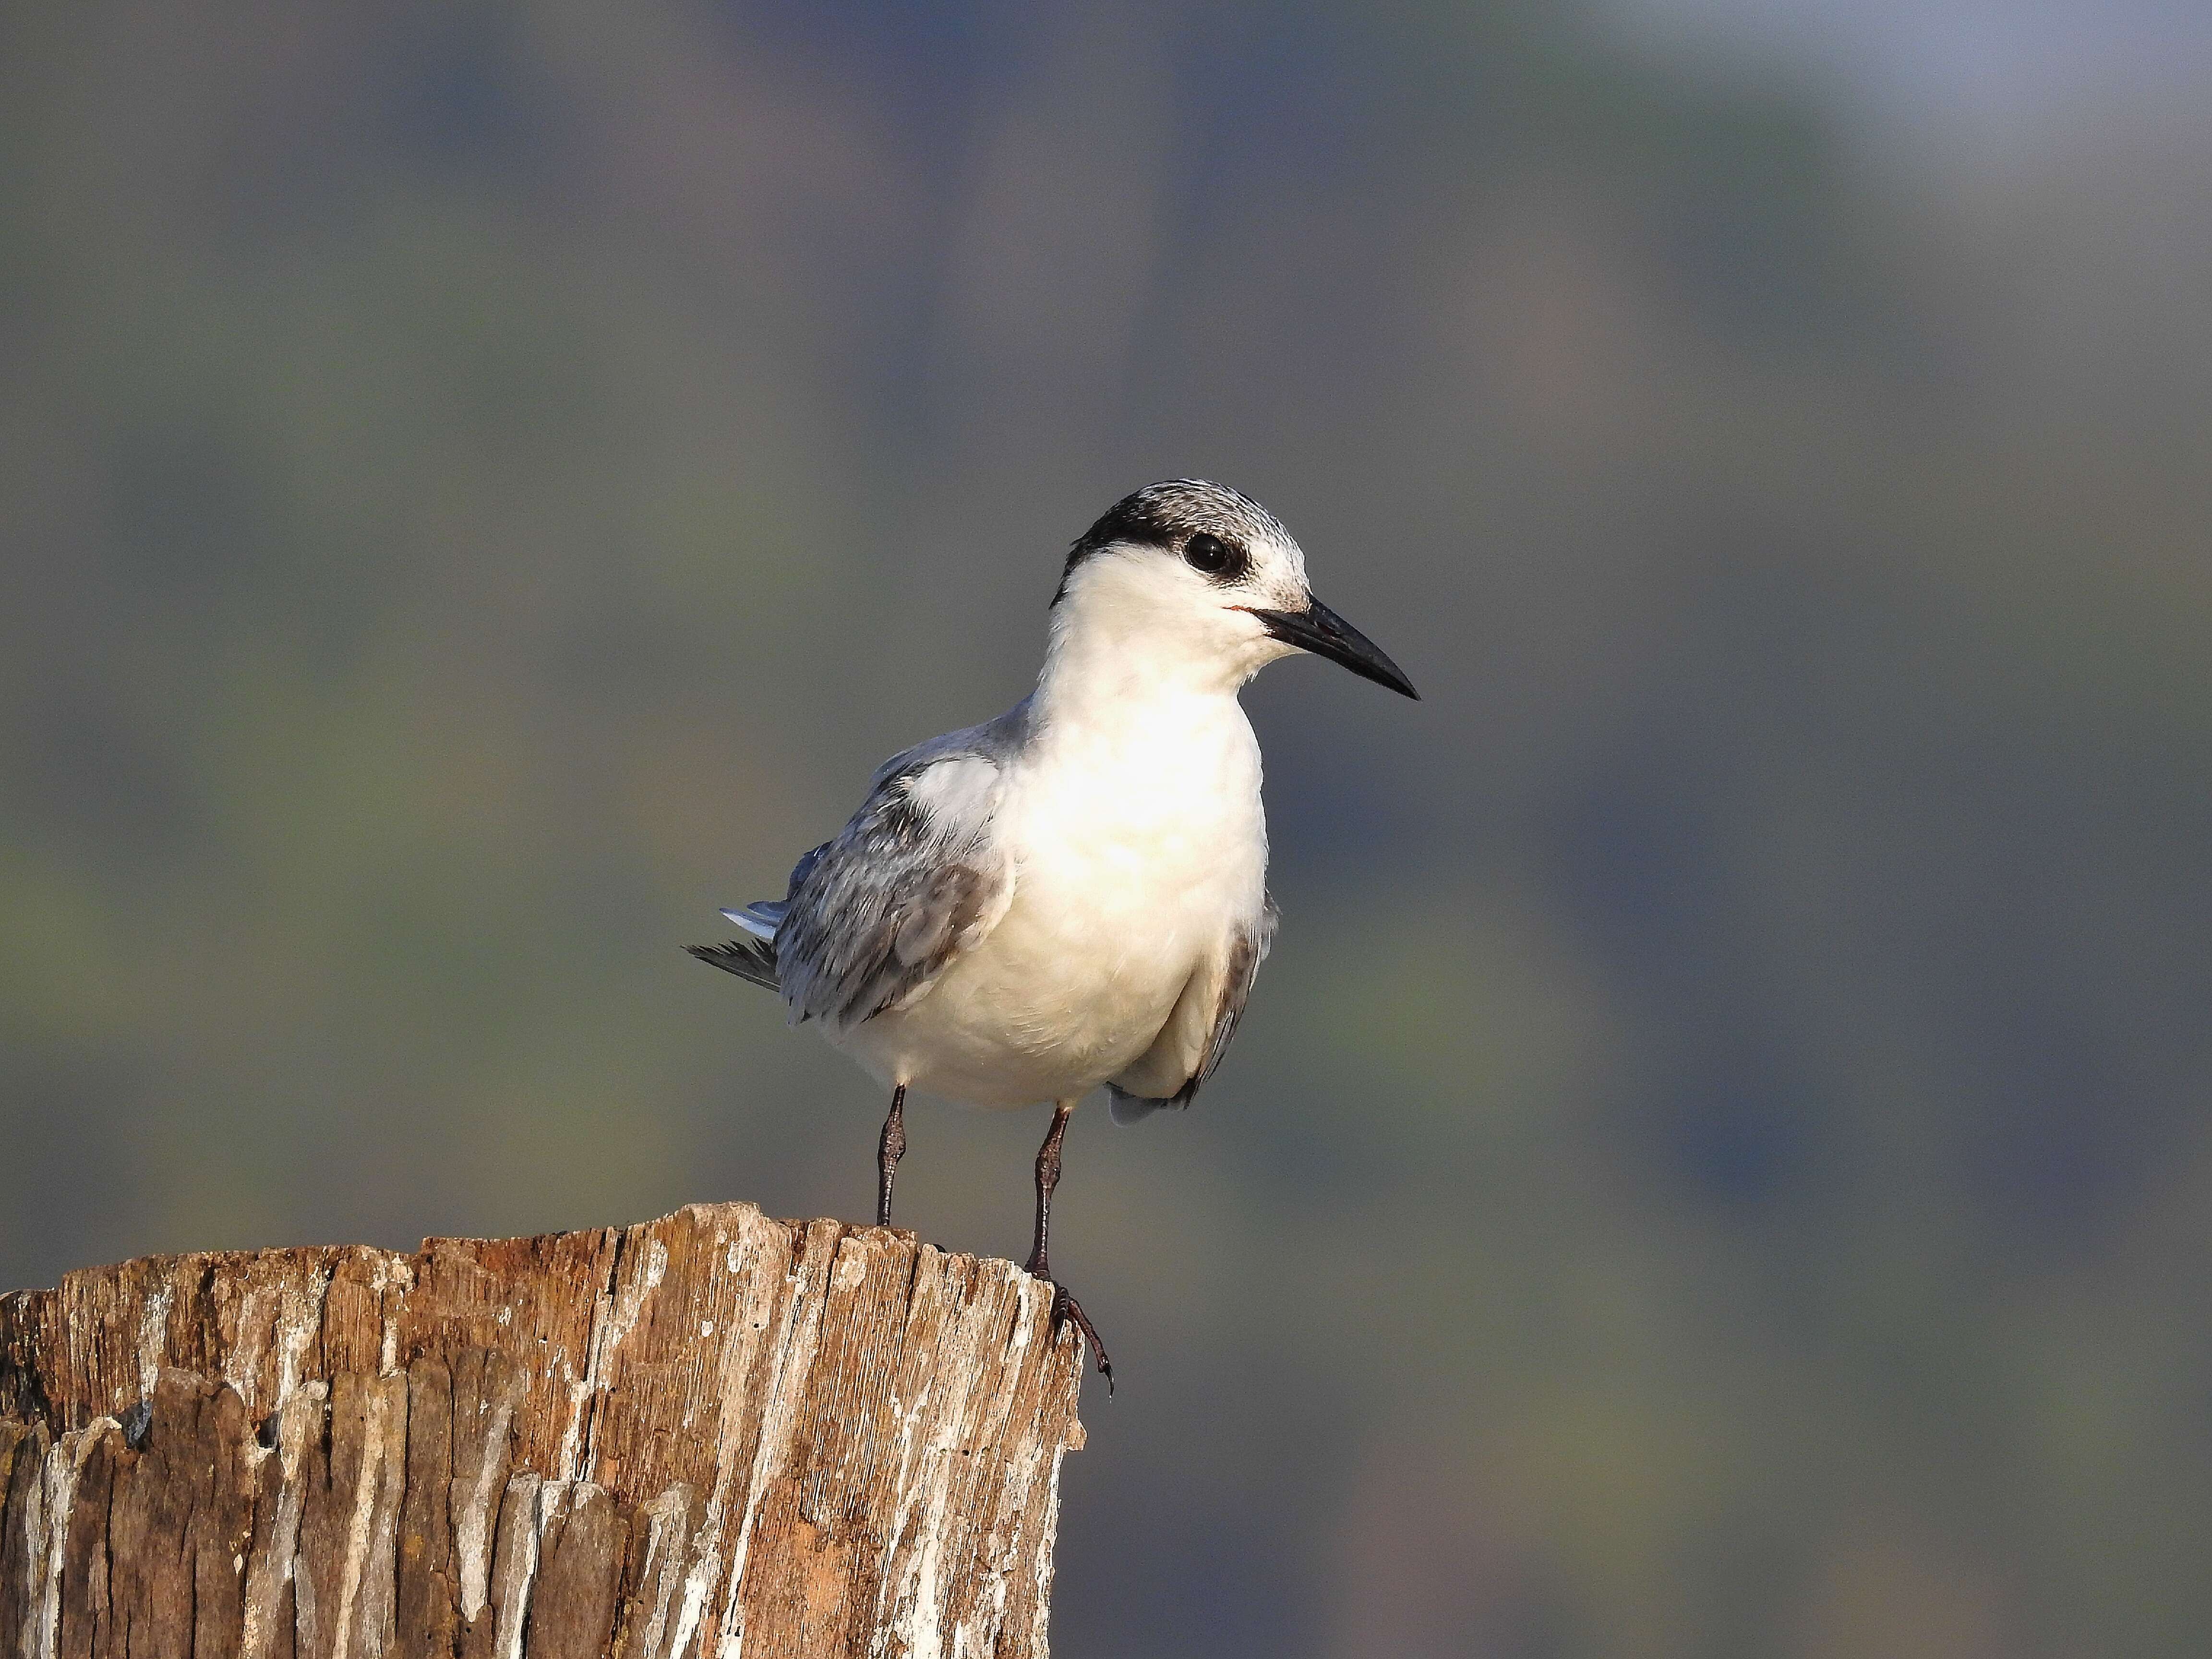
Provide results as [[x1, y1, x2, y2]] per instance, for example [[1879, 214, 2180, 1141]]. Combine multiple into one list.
[[691, 480, 1418, 1385]]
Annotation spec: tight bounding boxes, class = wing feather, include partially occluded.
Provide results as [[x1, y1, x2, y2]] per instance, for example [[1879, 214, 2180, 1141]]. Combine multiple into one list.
[[764, 736, 1012, 1029], [1107, 893, 1278, 1123], [686, 936, 780, 990]]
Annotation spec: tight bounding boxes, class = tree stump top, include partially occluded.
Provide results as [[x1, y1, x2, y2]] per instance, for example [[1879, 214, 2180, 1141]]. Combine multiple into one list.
[[0, 1202, 1086, 1658]]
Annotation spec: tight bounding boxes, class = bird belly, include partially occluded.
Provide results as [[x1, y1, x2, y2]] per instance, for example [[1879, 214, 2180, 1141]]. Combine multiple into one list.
[[839, 927, 1181, 1106], [840, 795, 1264, 1107]]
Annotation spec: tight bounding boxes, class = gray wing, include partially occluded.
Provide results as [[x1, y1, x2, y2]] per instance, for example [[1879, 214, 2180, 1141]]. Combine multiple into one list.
[[1107, 893, 1278, 1125], [696, 721, 1016, 1030]]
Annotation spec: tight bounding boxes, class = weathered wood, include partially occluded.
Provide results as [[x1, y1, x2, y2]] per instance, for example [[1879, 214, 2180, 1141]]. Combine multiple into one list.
[[0, 1202, 1087, 1657]]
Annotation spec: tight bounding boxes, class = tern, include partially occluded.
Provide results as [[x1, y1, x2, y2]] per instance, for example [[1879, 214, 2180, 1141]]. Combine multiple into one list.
[[691, 479, 1418, 1384]]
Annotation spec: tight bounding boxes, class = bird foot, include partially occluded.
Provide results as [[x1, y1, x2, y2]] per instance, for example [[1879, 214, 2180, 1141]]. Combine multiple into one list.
[[1028, 1269, 1113, 1393]]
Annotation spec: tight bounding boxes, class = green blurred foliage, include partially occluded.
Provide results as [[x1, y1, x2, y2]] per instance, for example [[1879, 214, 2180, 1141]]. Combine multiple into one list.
[[4, 2, 2211, 1654]]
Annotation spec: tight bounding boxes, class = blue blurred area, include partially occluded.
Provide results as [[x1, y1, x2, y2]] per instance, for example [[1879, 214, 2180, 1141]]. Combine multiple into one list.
[[5, 2, 2212, 1653]]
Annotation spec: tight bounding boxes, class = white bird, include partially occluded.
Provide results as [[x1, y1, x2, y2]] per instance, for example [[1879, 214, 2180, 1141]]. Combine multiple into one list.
[[691, 480, 1417, 1383]]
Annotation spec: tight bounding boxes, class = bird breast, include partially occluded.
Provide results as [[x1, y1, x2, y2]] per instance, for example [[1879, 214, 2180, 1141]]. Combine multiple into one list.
[[846, 693, 1268, 1107], [1006, 695, 1268, 965]]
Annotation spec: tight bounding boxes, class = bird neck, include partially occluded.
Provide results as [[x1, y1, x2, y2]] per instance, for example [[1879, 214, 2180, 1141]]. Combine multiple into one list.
[[1030, 604, 1252, 734]]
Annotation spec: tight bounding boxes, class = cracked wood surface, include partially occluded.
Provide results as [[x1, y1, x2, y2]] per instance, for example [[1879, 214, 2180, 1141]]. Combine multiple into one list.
[[0, 1203, 1086, 1658]]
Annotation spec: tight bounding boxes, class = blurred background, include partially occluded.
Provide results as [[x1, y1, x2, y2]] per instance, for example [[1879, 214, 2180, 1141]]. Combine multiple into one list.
[[4, 1, 2210, 1653]]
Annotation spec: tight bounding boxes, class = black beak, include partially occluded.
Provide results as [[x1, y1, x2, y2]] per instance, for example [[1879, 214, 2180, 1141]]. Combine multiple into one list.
[[1245, 596, 1420, 699]]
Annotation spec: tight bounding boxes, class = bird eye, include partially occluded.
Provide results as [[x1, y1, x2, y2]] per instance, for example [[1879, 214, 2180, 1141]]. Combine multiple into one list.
[[1183, 533, 1237, 576]]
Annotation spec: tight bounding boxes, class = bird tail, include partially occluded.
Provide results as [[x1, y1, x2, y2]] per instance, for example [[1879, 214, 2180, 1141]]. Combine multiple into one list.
[[721, 902, 786, 942], [687, 937, 780, 992]]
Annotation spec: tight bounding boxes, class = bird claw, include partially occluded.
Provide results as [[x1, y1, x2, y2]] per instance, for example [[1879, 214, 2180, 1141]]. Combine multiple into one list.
[[1033, 1274, 1113, 1394]]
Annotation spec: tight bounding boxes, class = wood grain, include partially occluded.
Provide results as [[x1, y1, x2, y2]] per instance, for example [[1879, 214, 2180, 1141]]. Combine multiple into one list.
[[0, 1203, 1086, 1657]]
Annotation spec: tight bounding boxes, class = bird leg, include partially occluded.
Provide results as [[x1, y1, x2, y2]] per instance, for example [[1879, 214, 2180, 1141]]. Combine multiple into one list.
[[876, 1083, 907, 1228], [1025, 1100, 1113, 1389]]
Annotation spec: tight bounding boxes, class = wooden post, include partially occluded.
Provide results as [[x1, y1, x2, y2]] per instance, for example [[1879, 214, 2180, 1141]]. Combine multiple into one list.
[[0, 1202, 1086, 1657]]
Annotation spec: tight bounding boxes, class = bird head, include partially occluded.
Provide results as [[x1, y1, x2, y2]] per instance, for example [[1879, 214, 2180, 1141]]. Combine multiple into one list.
[[1049, 479, 1419, 699]]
